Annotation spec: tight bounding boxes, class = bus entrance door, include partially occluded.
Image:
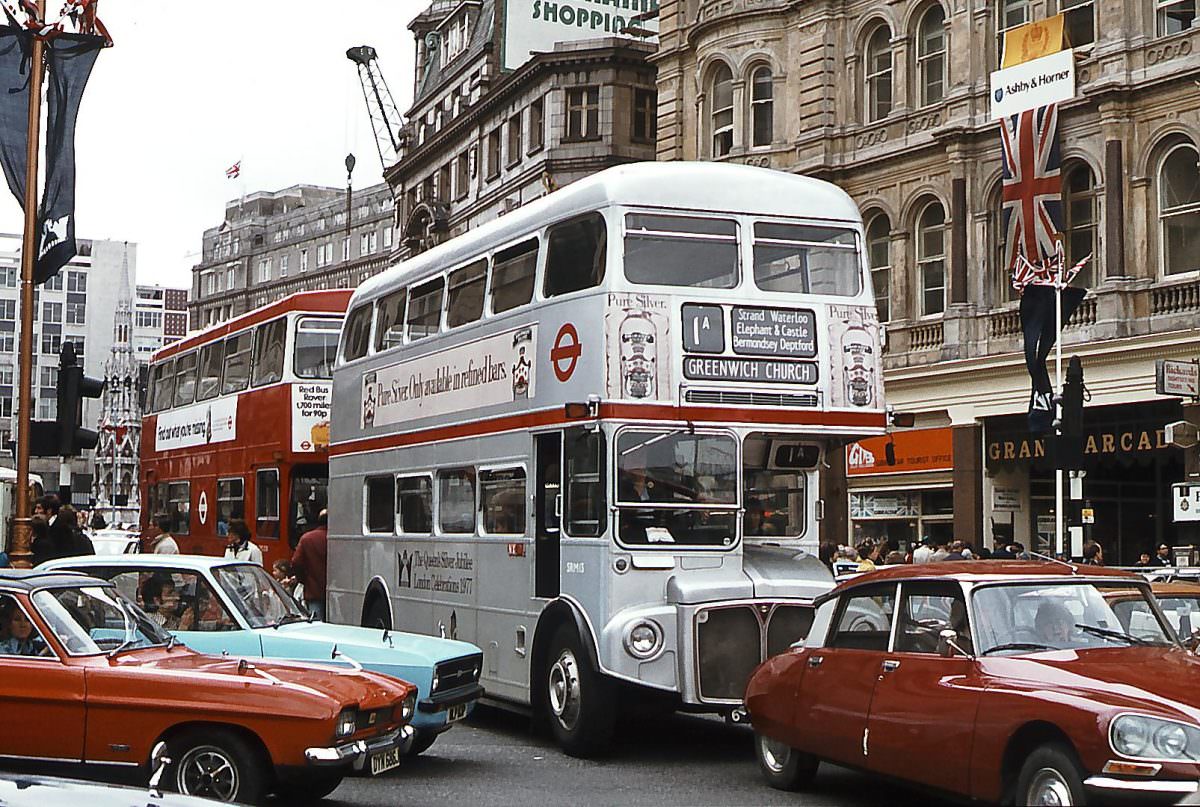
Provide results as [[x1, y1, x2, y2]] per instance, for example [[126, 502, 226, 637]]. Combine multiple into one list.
[[534, 432, 561, 599]]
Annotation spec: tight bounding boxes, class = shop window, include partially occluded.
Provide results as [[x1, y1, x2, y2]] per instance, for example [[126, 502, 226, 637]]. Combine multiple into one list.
[[397, 476, 432, 534], [374, 289, 407, 352], [167, 481, 191, 536], [196, 342, 222, 401], [216, 477, 244, 537], [544, 213, 607, 298], [490, 239, 538, 314], [407, 277, 444, 340], [1159, 142, 1200, 276], [221, 332, 253, 394], [446, 259, 487, 328], [365, 475, 395, 534], [709, 63, 733, 157], [917, 201, 946, 316], [480, 468, 526, 535], [173, 351, 198, 407], [750, 66, 773, 147], [916, 6, 946, 107], [256, 468, 280, 539], [439, 469, 476, 534], [865, 25, 893, 123], [866, 213, 891, 323]]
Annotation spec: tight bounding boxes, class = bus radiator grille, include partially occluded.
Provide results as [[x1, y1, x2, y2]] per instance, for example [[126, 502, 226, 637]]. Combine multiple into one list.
[[683, 390, 819, 408], [765, 605, 815, 658], [696, 605, 761, 701]]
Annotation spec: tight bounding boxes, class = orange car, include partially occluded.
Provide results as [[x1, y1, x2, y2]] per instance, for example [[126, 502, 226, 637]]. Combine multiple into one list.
[[0, 569, 417, 804]]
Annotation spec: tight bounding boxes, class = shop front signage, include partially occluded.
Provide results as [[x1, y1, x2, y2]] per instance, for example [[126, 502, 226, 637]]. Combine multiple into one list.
[[993, 487, 1021, 511], [848, 428, 954, 476], [1157, 359, 1199, 399], [1173, 483, 1200, 523], [987, 427, 1172, 464]]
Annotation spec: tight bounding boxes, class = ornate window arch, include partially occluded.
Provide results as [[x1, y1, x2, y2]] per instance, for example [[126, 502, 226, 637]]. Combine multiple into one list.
[[864, 25, 893, 122], [1158, 140, 1200, 276], [865, 211, 892, 322], [749, 64, 773, 147], [708, 62, 734, 157], [915, 199, 946, 316], [916, 5, 946, 107]]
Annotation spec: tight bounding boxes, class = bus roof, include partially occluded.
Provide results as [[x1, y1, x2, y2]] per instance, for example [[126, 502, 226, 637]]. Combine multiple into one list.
[[351, 161, 861, 307], [154, 289, 353, 363]]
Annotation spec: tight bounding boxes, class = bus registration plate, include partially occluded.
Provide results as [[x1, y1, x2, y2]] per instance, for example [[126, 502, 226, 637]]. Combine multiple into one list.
[[369, 747, 400, 776], [447, 703, 468, 723]]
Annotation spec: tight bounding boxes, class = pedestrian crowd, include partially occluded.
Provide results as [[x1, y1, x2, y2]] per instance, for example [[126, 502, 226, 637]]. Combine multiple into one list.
[[818, 534, 1138, 572]]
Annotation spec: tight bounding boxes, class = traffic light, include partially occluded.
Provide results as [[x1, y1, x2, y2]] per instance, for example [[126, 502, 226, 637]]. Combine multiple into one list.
[[55, 343, 103, 457], [1061, 356, 1085, 438]]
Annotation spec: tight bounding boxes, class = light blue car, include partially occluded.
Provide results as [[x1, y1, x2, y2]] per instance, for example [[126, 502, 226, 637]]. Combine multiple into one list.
[[42, 555, 483, 757]]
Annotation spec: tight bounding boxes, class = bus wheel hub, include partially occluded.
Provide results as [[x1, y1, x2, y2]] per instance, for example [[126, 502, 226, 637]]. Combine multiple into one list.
[[548, 649, 581, 728]]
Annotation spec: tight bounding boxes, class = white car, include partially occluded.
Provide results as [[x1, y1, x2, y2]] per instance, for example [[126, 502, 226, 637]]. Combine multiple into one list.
[[88, 528, 141, 554]]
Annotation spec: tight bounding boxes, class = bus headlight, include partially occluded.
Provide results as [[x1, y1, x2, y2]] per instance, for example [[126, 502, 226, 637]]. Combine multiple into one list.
[[623, 620, 663, 659]]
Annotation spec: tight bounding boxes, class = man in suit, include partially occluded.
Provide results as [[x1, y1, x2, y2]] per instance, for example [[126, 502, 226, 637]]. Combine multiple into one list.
[[34, 495, 75, 561]]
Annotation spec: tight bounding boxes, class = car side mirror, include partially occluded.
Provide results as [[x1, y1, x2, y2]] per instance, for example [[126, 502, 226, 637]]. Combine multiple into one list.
[[148, 740, 170, 791], [939, 629, 973, 659]]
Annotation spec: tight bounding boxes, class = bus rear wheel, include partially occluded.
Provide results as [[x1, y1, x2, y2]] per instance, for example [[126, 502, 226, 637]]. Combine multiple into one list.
[[541, 624, 615, 758]]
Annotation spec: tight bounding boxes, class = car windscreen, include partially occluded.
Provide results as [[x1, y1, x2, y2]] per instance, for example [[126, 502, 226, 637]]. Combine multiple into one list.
[[213, 564, 307, 629], [973, 581, 1176, 655], [31, 585, 169, 656]]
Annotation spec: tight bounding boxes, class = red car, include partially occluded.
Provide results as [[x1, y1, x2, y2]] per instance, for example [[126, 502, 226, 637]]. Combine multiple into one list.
[[0, 569, 416, 804], [746, 561, 1200, 805]]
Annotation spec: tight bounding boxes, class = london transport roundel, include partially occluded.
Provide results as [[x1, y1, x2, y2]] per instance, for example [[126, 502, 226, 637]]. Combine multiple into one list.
[[197, 491, 209, 525], [552, 323, 581, 382]]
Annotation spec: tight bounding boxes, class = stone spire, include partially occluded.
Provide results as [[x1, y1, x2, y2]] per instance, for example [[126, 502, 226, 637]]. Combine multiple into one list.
[[92, 244, 141, 527]]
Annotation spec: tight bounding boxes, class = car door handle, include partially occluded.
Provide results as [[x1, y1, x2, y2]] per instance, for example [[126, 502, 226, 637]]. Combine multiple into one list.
[[807, 655, 823, 668], [881, 659, 900, 672]]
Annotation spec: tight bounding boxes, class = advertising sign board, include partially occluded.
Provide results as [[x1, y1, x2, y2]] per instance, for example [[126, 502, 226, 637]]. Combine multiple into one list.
[[1156, 359, 1199, 399], [1174, 483, 1200, 523], [502, 0, 659, 71], [989, 49, 1075, 119]]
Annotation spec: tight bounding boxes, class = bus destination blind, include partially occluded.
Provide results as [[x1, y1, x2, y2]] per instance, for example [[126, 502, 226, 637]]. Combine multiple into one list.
[[730, 307, 816, 358], [682, 355, 818, 384]]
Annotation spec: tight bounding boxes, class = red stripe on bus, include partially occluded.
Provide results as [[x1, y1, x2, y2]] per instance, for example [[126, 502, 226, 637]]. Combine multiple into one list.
[[329, 404, 886, 457]]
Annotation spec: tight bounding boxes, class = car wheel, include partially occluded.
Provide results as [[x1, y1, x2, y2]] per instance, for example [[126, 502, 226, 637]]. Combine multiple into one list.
[[166, 728, 268, 804], [754, 731, 819, 791], [406, 729, 439, 757], [541, 623, 615, 758], [363, 596, 391, 630], [277, 772, 344, 802], [1016, 743, 1087, 807]]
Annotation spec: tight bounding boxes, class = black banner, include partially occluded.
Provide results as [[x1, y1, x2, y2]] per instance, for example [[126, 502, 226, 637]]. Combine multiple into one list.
[[0, 26, 31, 211], [1020, 284, 1086, 433], [37, 33, 104, 283]]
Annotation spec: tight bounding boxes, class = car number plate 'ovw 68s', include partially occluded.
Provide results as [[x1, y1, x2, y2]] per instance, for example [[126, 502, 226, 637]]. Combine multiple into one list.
[[447, 702, 468, 723], [369, 747, 400, 776]]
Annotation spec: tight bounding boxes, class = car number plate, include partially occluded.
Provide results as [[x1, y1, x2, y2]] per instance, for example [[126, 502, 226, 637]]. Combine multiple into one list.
[[369, 747, 400, 776], [447, 702, 468, 723]]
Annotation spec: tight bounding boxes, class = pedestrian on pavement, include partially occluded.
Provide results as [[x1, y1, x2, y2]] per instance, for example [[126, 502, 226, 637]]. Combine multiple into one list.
[[1082, 540, 1104, 566], [90, 511, 107, 531], [147, 515, 180, 554], [1135, 552, 1153, 567], [1154, 543, 1174, 567], [856, 540, 880, 572], [944, 540, 967, 561], [931, 540, 951, 563], [991, 543, 1015, 559], [818, 542, 837, 571], [291, 509, 328, 620], [224, 519, 263, 565], [35, 495, 75, 560], [912, 535, 937, 564], [59, 505, 94, 555], [29, 515, 63, 566], [883, 550, 906, 565]]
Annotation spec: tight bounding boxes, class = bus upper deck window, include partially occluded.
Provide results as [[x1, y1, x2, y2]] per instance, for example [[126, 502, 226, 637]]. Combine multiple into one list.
[[145, 362, 162, 412], [373, 290, 406, 353], [341, 304, 372, 362], [173, 352, 198, 408], [294, 316, 342, 379], [407, 277, 445, 340], [221, 332, 253, 395], [491, 238, 538, 313], [154, 358, 176, 412], [624, 214, 738, 289], [447, 259, 487, 328], [251, 318, 286, 387], [196, 342, 222, 401], [544, 212, 606, 298], [753, 223, 861, 296]]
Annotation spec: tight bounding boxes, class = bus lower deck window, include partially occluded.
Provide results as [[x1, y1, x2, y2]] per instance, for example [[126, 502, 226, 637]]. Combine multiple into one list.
[[439, 470, 475, 534], [480, 469, 527, 534], [365, 476, 394, 534], [397, 476, 432, 534]]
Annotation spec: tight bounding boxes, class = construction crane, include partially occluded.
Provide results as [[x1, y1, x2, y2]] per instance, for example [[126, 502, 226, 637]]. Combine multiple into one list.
[[346, 45, 405, 172]]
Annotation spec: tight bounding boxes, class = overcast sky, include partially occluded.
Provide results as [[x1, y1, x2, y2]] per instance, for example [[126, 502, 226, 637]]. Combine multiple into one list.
[[0, 1, 418, 289]]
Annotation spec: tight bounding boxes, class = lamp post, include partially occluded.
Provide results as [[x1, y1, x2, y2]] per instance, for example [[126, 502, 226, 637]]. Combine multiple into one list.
[[345, 153, 356, 242]]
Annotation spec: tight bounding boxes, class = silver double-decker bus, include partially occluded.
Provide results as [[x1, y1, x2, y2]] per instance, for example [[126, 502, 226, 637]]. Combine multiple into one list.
[[327, 162, 887, 756]]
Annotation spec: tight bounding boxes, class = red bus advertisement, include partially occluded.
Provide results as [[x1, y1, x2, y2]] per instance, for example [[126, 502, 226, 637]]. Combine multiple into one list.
[[140, 290, 351, 568]]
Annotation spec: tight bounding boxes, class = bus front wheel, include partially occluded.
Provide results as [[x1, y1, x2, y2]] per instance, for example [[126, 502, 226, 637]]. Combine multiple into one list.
[[362, 596, 391, 631], [541, 624, 615, 758]]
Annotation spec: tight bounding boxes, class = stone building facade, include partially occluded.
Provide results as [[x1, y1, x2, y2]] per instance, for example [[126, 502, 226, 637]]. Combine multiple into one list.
[[189, 183, 396, 330], [652, 0, 1200, 562], [391, 0, 658, 255]]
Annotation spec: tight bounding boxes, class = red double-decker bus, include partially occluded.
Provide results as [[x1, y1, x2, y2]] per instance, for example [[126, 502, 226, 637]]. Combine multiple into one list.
[[141, 290, 351, 568]]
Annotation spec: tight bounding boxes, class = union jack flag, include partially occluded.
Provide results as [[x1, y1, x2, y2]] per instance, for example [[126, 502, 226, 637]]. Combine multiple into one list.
[[225, 160, 241, 179], [1001, 103, 1064, 292]]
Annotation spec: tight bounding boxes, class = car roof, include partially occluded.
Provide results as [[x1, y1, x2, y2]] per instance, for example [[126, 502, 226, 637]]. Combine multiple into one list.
[[42, 554, 246, 571], [0, 568, 110, 592], [829, 561, 1142, 597]]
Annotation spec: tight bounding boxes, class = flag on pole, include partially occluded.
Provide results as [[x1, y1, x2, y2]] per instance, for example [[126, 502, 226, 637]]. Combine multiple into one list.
[[0, 26, 31, 209], [225, 160, 241, 179]]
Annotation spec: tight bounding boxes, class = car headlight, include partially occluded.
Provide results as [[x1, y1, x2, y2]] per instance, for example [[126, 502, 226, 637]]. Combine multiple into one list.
[[623, 620, 663, 659], [1111, 714, 1200, 761], [335, 708, 358, 739], [397, 693, 416, 723]]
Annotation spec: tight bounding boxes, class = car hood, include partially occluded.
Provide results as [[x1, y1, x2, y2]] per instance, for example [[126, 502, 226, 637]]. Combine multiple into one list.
[[980, 646, 1200, 723], [271, 621, 481, 669], [115, 647, 411, 709]]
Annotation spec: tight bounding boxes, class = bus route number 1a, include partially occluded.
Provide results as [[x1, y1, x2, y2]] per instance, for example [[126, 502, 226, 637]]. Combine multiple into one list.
[[683, 304, 725, 353]]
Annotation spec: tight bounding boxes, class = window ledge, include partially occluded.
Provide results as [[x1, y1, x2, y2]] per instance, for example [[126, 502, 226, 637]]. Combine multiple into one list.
[[562, 135, 603, 144]]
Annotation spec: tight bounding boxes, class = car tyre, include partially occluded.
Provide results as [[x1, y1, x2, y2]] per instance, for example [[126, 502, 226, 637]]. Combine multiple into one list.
[[1016, 743, 1087, 807], [407, 729, 439, 757], [277, 772, 344, 802], [540, 623, 615, 758], [165, 728, 269, 804], [754, 731, 818, 791]]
